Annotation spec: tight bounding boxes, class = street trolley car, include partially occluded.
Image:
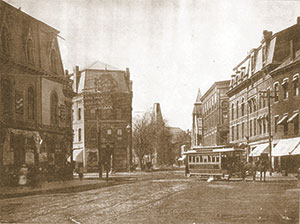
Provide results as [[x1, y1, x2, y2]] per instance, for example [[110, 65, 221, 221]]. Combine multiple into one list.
[[184, 146, 246, 179]]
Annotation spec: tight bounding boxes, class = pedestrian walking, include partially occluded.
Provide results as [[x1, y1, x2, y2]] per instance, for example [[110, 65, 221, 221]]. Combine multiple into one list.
[[18, 164, 28, 187]]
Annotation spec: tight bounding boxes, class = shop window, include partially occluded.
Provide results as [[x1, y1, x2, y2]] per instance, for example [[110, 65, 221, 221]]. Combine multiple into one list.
[[284, 123, 288, 136], [50, 92, 59, 126], [28, 87, 35, 120], [274, 83, 279, 102]]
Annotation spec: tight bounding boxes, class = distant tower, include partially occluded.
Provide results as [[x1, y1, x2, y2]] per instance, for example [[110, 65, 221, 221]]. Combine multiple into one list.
[[192, 89, 203, 147], [152, 103, 163, 123]]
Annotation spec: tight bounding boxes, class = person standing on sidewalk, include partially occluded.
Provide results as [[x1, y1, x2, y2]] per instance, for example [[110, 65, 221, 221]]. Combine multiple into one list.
[[78, 164, 83, 181]]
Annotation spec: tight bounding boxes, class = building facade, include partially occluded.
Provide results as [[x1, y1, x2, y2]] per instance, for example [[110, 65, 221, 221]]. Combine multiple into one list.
[[201, 81, 230, 146], [0, 1, 74, 184], [72, 61, 132, 172], [228, 18, 300, 165]]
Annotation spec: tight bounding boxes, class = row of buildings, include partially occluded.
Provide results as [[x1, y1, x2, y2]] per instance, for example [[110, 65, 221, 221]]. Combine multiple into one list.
[[0, 1, 132, 185], [191, 17, 300, 173]]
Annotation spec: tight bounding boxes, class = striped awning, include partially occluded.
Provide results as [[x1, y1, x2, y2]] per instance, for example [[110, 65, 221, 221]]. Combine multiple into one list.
[[272, 137, 300, 157]]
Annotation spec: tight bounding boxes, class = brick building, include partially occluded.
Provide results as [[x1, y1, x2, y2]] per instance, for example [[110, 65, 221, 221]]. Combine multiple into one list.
[[72, 61, 132, 172], [201, 81, 230, 146], [228, 18, 300, 164], [0, 1, 74, 184]]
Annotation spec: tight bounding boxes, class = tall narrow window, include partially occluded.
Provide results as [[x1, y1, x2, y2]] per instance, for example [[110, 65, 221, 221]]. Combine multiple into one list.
[[274, 83, 279, 102], [242, 122, 244, 138], [1, 26, 9, 54], [282, 79, 289, 100], [263, 118, 266, 134], [241, 99, 244, 116], [293, 79, 299, 96], [253, 99, 257, 112], [236, 101, 239, 118], [249, 100, 252, 114], [231, 103, 234, 120], [1, 79, 12, 117], [231, 126, 234, 141], [78, 128, 82, 142], [274, 116, 279, 133], [250, 120, 253, 137], [26, 39, 34, 63], [50, 49, 57, 73], [78, 108, 81, 120], [294, 116, 299, 135], [50, 92, 58, 126], [28, 87, 35, 120], [254, 118, 257, 136], [236, 124, 239, 140]]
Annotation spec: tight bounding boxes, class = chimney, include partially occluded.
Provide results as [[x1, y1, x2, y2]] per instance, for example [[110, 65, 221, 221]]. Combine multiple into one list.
[[65, 69, 69, 77], [297, 17, 300, 25], [262, 30, 272, 43], [73, 65, 80, 92], [290, 39, 295, 61]]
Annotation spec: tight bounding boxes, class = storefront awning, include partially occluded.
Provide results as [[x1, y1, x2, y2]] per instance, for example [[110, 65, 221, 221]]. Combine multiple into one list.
[[277, 115, 288, 125], [73, 149, 83, 162], [287, 113, 299, 123], [178, 155, 186, 161], [249, 143, 269, 157], [272, 137, 300, 157]]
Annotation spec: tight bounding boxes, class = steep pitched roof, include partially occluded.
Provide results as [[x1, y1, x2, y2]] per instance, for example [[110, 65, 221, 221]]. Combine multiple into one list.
[[83, 61, 119, 71], [195, 88, 202, 103]]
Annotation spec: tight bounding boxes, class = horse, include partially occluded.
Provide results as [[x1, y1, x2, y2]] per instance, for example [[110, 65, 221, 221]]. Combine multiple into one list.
[[257, 160, 268, 182]]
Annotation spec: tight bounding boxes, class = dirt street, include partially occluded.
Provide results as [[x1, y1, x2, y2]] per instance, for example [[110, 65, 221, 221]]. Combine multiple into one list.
[[0, 172, 299, 223]]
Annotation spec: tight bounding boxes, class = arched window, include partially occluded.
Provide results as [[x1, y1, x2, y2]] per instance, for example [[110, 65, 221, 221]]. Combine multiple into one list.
[[50, 92, 58, 126], [50, 49, 57, 72], [28, 87, 35, 120], [26, 39, 34, 63], [1, 26, 9, 54]]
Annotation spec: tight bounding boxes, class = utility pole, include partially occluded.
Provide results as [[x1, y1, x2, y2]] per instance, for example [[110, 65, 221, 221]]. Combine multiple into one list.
[[97, 110, 102, 179], [260, 89, 275, 176]]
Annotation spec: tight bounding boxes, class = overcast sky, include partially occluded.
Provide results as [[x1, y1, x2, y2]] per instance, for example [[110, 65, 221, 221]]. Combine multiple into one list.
[[5, 0, 300, 130]]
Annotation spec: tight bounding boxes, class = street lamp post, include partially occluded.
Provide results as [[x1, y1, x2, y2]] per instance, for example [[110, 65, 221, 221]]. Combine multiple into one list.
[[96, 110, 102, 179]]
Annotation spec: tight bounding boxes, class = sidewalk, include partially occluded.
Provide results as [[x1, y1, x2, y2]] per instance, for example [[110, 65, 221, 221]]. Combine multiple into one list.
[[0, 174, 134, 199]]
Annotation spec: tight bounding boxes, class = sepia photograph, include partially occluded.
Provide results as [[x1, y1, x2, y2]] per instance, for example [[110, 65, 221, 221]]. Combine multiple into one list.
[[0, 0, 300, 223]]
